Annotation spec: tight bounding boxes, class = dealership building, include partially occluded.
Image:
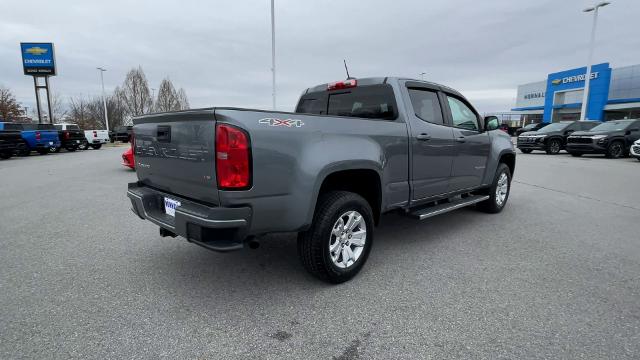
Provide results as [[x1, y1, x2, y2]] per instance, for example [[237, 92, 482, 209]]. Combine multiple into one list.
[[511, 63, 640, 124]]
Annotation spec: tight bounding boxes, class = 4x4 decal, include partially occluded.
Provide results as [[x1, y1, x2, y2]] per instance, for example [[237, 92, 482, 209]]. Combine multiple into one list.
[[258, 118, 305, 128]]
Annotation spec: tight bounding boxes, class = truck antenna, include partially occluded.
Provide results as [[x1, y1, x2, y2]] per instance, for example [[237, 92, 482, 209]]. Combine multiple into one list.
[[343, 59, 354, 80]]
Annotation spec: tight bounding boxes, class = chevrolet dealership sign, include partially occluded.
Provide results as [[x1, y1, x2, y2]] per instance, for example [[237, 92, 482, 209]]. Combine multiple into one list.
[[552, 71, 599, 86], [20, 42, 56, 76]]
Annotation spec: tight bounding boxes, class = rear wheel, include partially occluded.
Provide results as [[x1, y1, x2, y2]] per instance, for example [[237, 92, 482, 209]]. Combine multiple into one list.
[[477, 163, 511, 214], [78, 142, 89, 150], [51, 146, 61, 153], [90, 144, 102, 150], [298, 191, 374, 283], [569, 152, 583, 157], [18, 142, 30, 156], [546, 139, 561, 155], [606, 141, 624, 159], [519, 149, 533, 154]]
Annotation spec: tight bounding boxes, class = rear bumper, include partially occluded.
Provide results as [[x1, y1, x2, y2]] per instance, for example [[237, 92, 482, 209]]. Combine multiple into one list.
[[127, 182, 252, 252], [61, 139, 84, 147]]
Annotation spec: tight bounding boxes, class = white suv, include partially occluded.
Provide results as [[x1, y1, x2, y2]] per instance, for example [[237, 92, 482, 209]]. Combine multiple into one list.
[[631, 139, 640, 162]]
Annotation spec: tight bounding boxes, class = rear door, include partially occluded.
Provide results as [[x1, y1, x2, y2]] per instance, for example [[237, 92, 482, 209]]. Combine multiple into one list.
[[133, 110, 220, 205], [443, 93, 491, 191], [402, 82, 455, 201]]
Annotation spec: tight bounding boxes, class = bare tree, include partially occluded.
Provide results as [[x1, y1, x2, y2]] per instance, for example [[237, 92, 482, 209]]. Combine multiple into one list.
[[154, 78, 180, 112], [118, 66, 153, 119], [0, 87, 24, 121], [49, 92, 67, 122], [176, 88, 190, 110]]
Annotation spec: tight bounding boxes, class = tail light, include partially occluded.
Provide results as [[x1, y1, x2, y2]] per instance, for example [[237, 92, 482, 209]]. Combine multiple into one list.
[[35, 131, 41, 141], [215, 123, 251, 189], [93, 130, 97, 138], [64, 131, 70, 140], [327, 79, 357, 91]]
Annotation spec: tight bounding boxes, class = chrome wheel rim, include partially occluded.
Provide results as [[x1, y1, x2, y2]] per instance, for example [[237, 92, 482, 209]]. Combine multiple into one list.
[[550, 141, 560, 153], [329, 210, 366, 269], [495, 172, 509, 206]]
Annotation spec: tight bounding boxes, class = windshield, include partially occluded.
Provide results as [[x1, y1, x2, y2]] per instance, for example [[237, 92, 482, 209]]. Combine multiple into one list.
[[537, 122, 569, 133], [589, 121, 633, 132], [523, 123, 537, 130]]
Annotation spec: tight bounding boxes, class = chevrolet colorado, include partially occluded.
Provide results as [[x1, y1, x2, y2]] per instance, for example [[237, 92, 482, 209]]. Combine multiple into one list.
[[127, 77, 516, 283]]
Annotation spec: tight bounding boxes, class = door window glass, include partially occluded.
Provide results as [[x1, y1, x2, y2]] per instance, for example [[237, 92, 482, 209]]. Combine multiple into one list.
[[408, 89, 443, 125], [447, 96, 479, 131]]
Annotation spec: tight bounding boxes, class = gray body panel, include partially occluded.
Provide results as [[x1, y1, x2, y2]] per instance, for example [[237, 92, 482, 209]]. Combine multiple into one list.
[[131, 77, 515, 238]]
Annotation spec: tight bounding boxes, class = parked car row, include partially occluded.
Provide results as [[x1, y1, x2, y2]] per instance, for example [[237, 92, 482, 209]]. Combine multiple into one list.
[[516, 119, 640, 159], [0, 122, 108, 160]]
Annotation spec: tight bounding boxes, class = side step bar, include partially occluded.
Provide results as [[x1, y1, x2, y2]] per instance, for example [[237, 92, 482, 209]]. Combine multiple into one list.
[[409, 195, 490, 220]]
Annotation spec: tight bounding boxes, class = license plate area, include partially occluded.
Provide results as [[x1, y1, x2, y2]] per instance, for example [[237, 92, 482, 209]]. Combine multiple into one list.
[[164, 197, 181, 217]]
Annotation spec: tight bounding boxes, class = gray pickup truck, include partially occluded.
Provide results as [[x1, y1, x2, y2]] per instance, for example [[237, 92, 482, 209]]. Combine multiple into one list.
[[127, 77, 516, 283]]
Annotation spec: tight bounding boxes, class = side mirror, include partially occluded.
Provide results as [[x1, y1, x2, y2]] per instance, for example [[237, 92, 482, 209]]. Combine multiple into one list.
[[484, 116, 499, 131]]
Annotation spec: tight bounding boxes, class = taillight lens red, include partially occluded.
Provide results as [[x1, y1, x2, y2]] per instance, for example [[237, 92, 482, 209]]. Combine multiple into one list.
[[35, 131, 41, 140], [93, 130, 97, 137], [215, 123, 251, 189], [327, 79, 357, 91], [64, 131, 70, 140]]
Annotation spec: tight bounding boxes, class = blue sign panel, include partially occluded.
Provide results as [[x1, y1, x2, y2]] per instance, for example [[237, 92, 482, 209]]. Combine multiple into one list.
[[543, 62, 611, 122], [20, 42, 56, 76]]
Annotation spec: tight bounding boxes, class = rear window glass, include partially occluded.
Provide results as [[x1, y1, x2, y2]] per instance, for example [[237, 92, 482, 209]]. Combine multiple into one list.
[[38, 124, 56, 130], [3, 123, 22, 130], [54, 125, 63, 130], [21, 124, 38, 130], [296, 85, 397, 120], [66, 124, 80, 130], [408, 88, 443, 125]]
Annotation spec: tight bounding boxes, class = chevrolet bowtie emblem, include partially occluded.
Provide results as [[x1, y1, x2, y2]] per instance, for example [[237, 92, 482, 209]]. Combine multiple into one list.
[[25, 47, 48, 56]]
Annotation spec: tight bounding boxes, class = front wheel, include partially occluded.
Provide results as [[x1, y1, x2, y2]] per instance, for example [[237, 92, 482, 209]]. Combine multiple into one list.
[[606, 141, 624, 159], [477, 163, 511, 214], [298, 191, 374, 283], [546, 139, 561, 155], [90, 144, 102, 150]]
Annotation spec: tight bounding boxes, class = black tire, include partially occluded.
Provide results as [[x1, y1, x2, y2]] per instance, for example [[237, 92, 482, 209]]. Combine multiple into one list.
[[90, 144, 102, 150], [0, 152, 12, 160], [546, 138, 562, 155], [477, 163, 511, 214], [605, 141, 624, 159], [78, 142, 89, 150], [52, 146, 61, 153], [519, 149, 533, 154], [17, 142, 30, 156], [297, 191, 374, 283], [569, 152, 583, 157]]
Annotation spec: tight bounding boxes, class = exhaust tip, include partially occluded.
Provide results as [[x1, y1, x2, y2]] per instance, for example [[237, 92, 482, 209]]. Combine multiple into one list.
[[248, 239, 260, 249]]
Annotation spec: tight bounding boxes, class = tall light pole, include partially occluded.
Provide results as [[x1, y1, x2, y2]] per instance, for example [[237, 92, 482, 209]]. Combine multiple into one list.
[[419, 72, 426, 81], [580, 1, 610, 121], [96, 67, 109, 133], [271, 0, 276, 110]]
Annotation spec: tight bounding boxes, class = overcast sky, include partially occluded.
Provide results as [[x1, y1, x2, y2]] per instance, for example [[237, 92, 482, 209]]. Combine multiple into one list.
[[1, 0, 639, 115]]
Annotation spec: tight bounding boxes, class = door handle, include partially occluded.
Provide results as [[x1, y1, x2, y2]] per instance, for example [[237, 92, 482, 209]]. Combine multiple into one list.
[[416, 133, 431, 141], [455, 136, 466, 143]]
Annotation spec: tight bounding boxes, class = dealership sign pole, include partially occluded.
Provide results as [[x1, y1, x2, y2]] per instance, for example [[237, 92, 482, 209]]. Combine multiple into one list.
[[20, 42, 56, 124], [580, 2, 610, 121]]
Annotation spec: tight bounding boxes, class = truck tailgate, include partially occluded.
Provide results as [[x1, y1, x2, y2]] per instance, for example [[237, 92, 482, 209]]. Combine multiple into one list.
[[133, 110, 219, 205]]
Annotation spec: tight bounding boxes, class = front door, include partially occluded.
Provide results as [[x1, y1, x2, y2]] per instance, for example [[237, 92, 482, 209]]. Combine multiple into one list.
[[443, 94, 491, 191], [404, 85, 455, 201]]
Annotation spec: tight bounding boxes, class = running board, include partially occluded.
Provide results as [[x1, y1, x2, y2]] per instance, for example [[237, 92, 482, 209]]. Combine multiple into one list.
[[409, 195, 490, 220]]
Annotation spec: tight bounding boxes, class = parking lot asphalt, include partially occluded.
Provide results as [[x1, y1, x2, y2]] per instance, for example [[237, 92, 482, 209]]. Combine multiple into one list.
[[1, 147, 639, 359]]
